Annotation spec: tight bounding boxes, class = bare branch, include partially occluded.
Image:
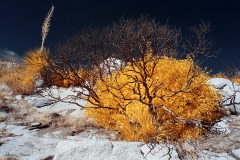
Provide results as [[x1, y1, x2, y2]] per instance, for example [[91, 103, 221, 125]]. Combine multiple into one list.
[[184, 21, 219, 65]]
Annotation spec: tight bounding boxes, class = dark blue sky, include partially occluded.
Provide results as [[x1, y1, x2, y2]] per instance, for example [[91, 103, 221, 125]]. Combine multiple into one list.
[[1, 0, 240, 74]]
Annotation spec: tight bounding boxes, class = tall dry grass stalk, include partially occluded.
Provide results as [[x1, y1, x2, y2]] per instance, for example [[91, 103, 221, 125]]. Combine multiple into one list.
[[41, 5, 54, 52]]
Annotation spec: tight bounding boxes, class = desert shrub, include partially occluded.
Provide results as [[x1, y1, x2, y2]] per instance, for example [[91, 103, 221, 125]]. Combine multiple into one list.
[[1, 69, 34, 95], [1, 71, 34, 95], [85, 54, 224, 142], [38, 15, 223, 142], [23, 48, 49, 77], [0, 48, 49, 95], [0, 62, 34, 95]]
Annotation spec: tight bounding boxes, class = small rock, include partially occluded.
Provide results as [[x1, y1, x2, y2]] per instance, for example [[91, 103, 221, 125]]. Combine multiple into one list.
[[10, 103, 18, 107], [0, 112, 8, 118], [31, 122, 42, 127], [52, 131, 62, 136], [0, 122, 7, 129], [232, 148, 240, 159], [15, 95, 22, 100], [225, 110, 231, 115]]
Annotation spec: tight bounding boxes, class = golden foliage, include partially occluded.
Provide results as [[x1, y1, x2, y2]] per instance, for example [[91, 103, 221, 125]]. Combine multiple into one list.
[[85, 54, 224, 142], [0, 48, 49, 95], [22, 47, 79, 88], [23, 48, 49, 75], [232, 77, 240, 84], [0, 63, 34, 95]]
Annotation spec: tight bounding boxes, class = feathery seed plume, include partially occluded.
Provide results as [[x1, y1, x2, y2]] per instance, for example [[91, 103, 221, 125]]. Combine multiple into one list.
[[41, 5, 54, 52]]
